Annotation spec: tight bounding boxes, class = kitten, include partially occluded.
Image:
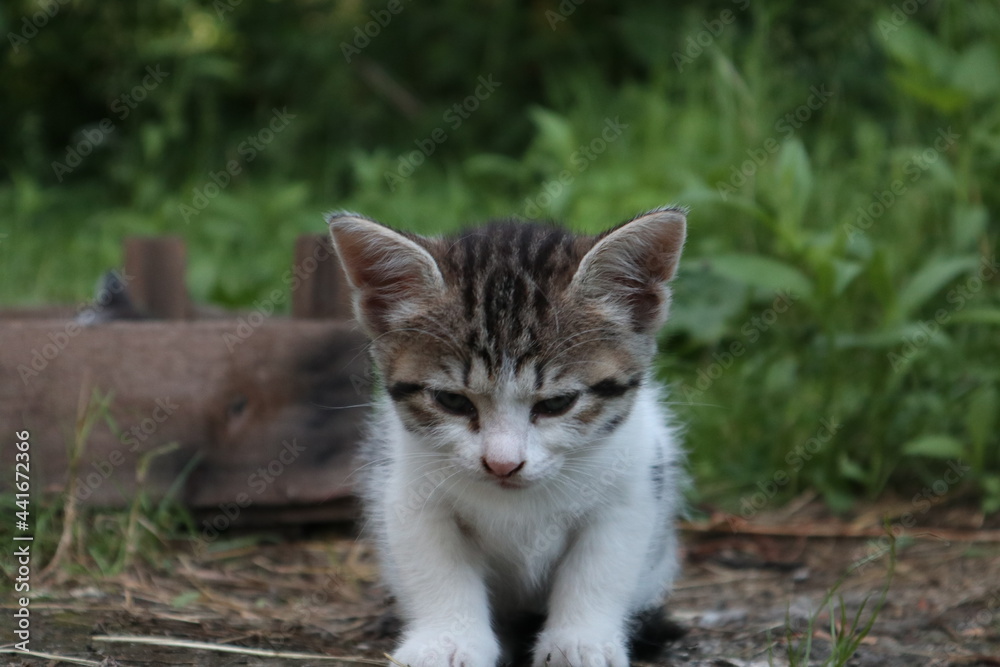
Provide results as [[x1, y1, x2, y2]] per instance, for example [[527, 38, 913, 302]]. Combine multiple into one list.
[[327, 207, 687, 667]]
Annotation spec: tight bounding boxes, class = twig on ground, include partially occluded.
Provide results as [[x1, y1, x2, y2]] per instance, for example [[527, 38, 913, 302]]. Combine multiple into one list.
[[0, 648, 102, 666], [683, 519, 1000, 542], [91, 634, 386, 663]]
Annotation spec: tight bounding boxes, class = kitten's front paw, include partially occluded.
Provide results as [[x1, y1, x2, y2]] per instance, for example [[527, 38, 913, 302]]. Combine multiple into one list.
[[392, 630, 499, 667], [532, 629, 628, 667]]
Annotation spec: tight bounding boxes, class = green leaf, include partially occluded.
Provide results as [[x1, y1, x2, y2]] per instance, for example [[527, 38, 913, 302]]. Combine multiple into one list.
[[772, 138, 813, 239], [951, 204, 989, 250], [887, 69, 969, 116], [982, 475, 1000, 515], [665, 269, 749, 344], [869, 249, 897, 316], [838, 452, 867, 483], [953, 42, 1000, 101], [902, 434, 966, 459], [705, 253, 814, 299], [834, 318, 955, 350], [464, 154, 525, 182], [948, 308, 1000, 326], [832, 259, 863, 296], [763, 354, 797, 394], [966, 385, 998, 452], [833, 329, 912, 350], [896, 255, 980, 319], [878, 20, 970, 112], [878, 20, 951, 77], [529, 107, 575, 160]]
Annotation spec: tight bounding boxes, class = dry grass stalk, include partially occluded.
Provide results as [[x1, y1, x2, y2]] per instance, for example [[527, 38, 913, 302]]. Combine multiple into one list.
[[40, 377, 101, 581], [0, 648, 102, 666], [90, 634, 386, 663]]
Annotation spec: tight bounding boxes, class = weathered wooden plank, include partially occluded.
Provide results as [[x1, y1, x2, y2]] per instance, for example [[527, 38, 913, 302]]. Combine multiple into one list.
[[0, 320, 372, 518], [291, 234, 353, 319], [124, 236, 191, 318], [0, 305, 79, 320]]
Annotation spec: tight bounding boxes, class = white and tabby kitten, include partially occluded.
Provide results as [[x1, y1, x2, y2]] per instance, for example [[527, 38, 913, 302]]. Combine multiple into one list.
[[328, 207, 687, 667]]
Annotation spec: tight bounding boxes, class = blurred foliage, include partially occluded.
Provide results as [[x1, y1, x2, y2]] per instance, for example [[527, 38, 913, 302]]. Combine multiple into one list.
[[1, 0, 998, 513]]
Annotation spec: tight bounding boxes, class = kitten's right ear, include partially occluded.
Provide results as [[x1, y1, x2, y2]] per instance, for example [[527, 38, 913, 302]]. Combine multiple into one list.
[[326, 212, 444, 335]]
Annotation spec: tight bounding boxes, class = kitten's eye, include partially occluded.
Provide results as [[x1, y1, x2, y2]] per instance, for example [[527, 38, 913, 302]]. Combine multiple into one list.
[[532, 392, 579, 418], [433, 390, 477, 417]]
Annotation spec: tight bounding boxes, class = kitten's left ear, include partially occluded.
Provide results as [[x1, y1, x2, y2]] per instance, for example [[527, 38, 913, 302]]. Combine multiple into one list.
[[571, 206, 687, 333], [326, 212, 444, 336]]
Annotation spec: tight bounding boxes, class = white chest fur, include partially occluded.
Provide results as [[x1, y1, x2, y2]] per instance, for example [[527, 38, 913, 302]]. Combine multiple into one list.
[[375, 384, 680, 619]]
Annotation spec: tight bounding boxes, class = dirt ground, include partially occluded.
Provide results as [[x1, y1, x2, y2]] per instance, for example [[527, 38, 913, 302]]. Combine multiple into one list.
[[4, 502, 1000, 667]]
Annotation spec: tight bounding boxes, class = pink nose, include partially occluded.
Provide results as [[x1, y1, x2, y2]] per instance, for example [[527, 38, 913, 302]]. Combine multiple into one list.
[[482, 457, 525, 478]]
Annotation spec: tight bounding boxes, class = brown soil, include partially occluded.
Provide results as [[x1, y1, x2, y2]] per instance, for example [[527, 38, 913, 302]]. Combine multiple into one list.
[[3, 505, 1000, 666]]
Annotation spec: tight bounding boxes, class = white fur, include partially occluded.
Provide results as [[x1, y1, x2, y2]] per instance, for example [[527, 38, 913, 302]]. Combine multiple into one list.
[[363, 378, 682, 666]]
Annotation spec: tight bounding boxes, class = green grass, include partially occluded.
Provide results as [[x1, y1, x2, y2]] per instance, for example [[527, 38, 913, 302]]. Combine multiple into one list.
[[0, 389, 197, 580], [1, 1, 998, 514], [771, 531, 896, 666]]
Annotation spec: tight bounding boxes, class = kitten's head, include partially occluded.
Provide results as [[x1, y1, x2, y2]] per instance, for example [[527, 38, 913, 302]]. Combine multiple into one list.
[[328, 208, 685, 490]]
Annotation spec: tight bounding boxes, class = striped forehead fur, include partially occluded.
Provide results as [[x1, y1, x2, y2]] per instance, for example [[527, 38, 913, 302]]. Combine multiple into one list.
[[426, 221, 593, 359], [328, 207, 686, 384]]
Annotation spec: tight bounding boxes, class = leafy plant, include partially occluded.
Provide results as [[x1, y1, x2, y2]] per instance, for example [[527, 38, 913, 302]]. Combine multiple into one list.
[[1, 0, 997, 513]]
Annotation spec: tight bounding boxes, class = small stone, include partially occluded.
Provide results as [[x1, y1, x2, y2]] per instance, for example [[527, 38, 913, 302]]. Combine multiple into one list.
[[698, 608, 749, 628]]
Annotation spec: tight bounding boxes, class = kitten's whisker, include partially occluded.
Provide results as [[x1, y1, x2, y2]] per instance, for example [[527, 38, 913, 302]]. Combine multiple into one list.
[[311, 402, 374, 410], [349, 452, 448, 480], [421, 466, 466, 510], [382, 327, 463, 356], [550, 326, 607, 346], [661, 399, 725, 409], [547, 336, 621, 365]]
